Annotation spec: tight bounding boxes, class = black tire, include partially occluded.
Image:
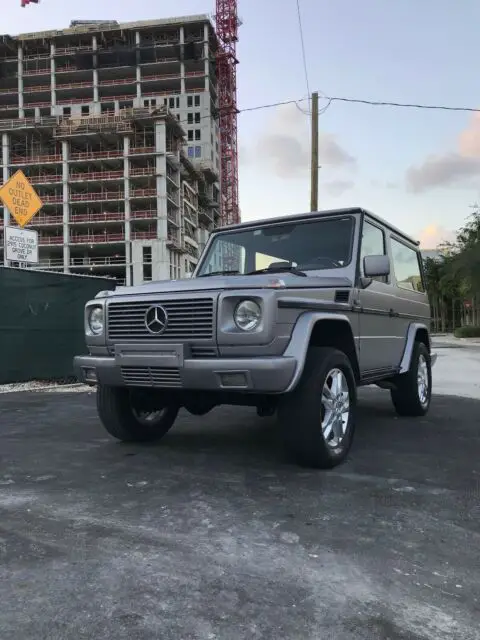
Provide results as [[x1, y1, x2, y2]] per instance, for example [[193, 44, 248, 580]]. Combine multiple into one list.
[[278, 346, 357, 469], [390, 341, 432, 417], [96, 385, 179, 442]]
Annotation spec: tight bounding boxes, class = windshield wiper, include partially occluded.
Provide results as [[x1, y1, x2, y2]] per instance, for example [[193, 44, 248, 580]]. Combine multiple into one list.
[[197, 269, 240, 277], [247, 264, 307, 277]]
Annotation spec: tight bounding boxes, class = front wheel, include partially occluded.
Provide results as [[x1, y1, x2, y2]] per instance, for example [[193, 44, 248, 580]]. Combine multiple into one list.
[[278, 346, 357, 469], [96, 385, 179, 442], [390, 341, 432, 416]]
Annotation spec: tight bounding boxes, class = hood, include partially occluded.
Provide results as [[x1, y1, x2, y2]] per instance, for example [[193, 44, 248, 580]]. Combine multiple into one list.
[[113, 273, 353, 296]]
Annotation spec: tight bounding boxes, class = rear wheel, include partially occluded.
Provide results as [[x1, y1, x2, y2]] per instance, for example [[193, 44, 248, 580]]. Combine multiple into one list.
[[96, 385, 179, 442], [390, 341, 432, 416], [278, 346, 357, 469]]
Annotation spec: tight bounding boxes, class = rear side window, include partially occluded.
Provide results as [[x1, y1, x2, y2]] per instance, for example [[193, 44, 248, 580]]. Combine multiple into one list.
[[390, 237, 424, 292]]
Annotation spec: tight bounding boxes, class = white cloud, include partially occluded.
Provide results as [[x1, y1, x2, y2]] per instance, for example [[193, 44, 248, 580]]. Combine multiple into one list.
[[255, 103, 356, 179], [417, 224, 455, 249], [324, 180, 355, 197], [406, 114, 480, 192]]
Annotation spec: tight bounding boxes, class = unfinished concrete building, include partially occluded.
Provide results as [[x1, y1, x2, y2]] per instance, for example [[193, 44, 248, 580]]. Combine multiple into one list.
[[0, 16, 221, 284]]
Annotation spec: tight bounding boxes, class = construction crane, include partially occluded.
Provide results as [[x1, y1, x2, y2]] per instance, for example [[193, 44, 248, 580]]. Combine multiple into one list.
[[215, 0, 240, 226], [20, 0, 240, 225]]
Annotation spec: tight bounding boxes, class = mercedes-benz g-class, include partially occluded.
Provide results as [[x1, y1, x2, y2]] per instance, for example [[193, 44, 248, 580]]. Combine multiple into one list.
[[74, 207, 436, 469]]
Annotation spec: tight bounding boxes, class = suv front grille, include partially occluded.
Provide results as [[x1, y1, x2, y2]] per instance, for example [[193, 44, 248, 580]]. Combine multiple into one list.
[[107, 298, 214, 341]]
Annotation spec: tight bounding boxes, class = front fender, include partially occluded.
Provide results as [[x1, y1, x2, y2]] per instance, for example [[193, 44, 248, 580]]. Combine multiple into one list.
[[283, 312, 353, 393]]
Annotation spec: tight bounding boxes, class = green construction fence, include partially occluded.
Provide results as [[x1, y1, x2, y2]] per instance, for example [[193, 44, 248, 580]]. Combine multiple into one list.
[[0, 267, 116, 384]]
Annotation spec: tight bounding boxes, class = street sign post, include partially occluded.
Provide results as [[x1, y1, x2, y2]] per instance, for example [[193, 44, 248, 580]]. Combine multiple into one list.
[[4, 226, 38, 264], [0, 169, 43, 228]]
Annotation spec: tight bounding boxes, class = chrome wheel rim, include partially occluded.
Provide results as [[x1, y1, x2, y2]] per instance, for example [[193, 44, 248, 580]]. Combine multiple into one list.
[[417, 355, 429, 405], [321, 368, 350, 448]]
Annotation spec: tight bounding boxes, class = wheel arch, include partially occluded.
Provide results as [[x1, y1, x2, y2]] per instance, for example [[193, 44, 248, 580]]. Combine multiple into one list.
[[398, 322, 431, 374], [283, 312, 360, 392]]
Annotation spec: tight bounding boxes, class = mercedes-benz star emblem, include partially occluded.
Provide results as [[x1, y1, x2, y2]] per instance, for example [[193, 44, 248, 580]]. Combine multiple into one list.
[[144, 305, 168, 335]]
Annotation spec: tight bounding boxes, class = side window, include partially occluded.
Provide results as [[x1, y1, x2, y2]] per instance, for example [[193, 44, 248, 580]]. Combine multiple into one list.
[[360, 220, 386, 282], [390, 238, 424, 292]]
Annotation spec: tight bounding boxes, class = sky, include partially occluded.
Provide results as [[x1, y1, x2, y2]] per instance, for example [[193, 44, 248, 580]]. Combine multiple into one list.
[[5, 0, 480, 248]]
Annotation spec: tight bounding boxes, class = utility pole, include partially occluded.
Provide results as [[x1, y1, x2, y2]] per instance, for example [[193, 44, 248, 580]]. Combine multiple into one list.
[[310, 91, 319, 212]]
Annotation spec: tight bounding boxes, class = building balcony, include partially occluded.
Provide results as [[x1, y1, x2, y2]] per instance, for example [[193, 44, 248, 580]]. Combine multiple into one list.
[[35, 258, 64, 269], [70, 255, 126, 267], [0, 86, 17, 96], [70, 212, 125, 224], [70, 191, 125, 202], [131, 209, 157, 220], [98, 77, 136, 88], [23, 68, 51, 77], [130, 147, 155, 156], [11, 154, 62, 165], [29, 174, 63, 185], [130, 167, 155, 177], [70, 232, 125, 244], [23, 84, 51, 95], [41, 194, 63, 204], [132, 231, 157, 240], [70, 150, 123, 161], [56, 80, 95, 92], [29, 214, 63, 226], [130, 188, 157, 199], [54, 44, 94, 56], [38, 235, 63, 245], [70, 170, 124, 182]]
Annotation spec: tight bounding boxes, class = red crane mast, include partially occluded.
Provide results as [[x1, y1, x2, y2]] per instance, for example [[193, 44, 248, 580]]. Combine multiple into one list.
[[215, 0, 240, 226]]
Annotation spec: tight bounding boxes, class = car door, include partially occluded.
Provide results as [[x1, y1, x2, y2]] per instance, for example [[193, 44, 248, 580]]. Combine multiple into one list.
[[357, 218, 400, 375]]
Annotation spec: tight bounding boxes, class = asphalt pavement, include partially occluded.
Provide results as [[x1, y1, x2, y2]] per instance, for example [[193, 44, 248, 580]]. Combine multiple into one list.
[[0, 389, 479, 640]]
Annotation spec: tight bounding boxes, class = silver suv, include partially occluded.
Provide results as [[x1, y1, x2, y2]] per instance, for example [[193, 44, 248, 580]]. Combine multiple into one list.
[[74, 208, 437, 469]]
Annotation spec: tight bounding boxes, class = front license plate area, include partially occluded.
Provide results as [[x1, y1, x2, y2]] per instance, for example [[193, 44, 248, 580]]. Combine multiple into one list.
[[114, 343, 184, 368]]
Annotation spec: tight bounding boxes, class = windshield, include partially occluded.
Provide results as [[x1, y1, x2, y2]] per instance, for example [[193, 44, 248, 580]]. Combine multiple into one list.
[[196, 216, 355, 276]]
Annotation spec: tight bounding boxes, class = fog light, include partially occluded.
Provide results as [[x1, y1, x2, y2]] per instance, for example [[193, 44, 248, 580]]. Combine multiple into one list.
[[83, 367, 98, 385], [219, 372, 248, 388]]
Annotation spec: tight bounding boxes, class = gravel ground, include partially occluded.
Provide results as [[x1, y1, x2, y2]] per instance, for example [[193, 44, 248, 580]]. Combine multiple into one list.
[[0, 388, 479, 640]]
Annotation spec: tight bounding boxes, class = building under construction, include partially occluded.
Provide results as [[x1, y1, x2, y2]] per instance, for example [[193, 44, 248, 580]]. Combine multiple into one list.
[[0, 15, 222, 284]]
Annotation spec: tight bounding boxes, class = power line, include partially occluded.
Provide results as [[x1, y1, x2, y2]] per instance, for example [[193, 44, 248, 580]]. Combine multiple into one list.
[[316, 95, 480, 113], [173, 92, 480, 130], [294, 0, 311, 103]]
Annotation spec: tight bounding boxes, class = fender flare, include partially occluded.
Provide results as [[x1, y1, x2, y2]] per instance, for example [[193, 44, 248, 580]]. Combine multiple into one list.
[[398, 322, 431, 374], [283, 312, 356, 393]]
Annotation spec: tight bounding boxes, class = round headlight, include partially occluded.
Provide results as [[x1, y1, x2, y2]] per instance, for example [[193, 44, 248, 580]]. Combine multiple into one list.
[[234, 300, 262, 331], [88, 306, 104, 335]]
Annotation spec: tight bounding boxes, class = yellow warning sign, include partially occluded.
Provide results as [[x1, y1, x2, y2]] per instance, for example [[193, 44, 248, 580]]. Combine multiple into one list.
[[0, 169, 43, 228]]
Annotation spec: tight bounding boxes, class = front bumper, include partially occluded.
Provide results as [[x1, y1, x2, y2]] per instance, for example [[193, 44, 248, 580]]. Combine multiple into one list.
[[73, 351, 298, 394]]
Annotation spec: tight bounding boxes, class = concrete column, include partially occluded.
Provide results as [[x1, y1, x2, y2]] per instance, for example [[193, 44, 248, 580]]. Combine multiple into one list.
[[17, 46, 24, 118], [2, 133, 10, 264], [135, 32, 141, 99], [123, 135, 131, 286], [204, 24, 209, 92], [154, 121, 169, 279], [180, 27, 185, 94], [50, 43, 56, 115], [62, 141, 70, 272], [92, 35, 99, 104]]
